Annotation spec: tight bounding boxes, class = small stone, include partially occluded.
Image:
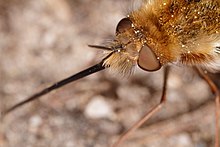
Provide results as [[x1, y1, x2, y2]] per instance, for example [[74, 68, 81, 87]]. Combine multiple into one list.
[[169, 133, 193, 147], [28, 115, 43, 133], [84, 96, 114, 119]]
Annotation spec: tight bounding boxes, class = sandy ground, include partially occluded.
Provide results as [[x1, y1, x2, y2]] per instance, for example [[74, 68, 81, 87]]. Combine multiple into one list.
[[0, 0, 220, 147]]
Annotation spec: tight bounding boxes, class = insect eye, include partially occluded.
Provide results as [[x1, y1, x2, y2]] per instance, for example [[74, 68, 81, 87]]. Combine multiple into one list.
[[138, 45, 161, 71], [116, 18, 133, 33]]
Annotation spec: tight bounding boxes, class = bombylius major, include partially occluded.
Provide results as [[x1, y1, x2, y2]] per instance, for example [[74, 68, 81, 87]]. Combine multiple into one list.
[[2, 0, 220, 146]]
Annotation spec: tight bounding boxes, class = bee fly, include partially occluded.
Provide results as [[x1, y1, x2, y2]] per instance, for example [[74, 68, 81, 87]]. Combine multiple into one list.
[[2, 0, 220, 146]]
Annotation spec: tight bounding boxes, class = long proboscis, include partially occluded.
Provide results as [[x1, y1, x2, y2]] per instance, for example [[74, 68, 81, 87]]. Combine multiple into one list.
[[2, 62, 106, 117]]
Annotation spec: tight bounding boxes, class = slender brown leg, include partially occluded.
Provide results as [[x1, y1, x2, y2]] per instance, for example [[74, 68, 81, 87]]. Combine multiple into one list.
[[195, 67, 220, 147], [112, 66, 170, 147]]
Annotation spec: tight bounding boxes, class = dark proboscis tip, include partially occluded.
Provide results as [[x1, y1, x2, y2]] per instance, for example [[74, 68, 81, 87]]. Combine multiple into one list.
[[2, 62, 106, 118]]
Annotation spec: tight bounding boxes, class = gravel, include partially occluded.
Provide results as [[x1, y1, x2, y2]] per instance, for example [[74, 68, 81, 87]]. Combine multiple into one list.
[[0, 0, 219, 147]]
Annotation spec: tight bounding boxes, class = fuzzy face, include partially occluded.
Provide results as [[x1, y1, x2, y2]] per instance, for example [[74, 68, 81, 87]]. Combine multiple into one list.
[[102, 0, 220, 74]]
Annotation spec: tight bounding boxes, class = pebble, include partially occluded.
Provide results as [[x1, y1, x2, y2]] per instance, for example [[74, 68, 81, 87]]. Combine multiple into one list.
[[28, 115, 43, 133], [84, 96, 114, 119]]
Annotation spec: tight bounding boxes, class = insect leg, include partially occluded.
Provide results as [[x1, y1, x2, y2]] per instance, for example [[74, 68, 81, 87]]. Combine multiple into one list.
[[195, 67, 220, 147], [112, 66, 170, 147]]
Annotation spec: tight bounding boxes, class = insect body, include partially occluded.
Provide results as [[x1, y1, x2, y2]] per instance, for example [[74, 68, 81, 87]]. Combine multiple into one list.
[[2, 0, 220, 146], [104, 0, 220, 74]]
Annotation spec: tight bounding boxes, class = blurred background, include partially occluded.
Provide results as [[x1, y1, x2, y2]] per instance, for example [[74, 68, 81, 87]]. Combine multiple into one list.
[[0, 0, 219, 147]]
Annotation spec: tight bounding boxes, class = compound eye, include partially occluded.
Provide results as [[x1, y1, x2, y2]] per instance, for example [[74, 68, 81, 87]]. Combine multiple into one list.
[[138, 45, 161, 71], [116, 18, 133, 34]]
